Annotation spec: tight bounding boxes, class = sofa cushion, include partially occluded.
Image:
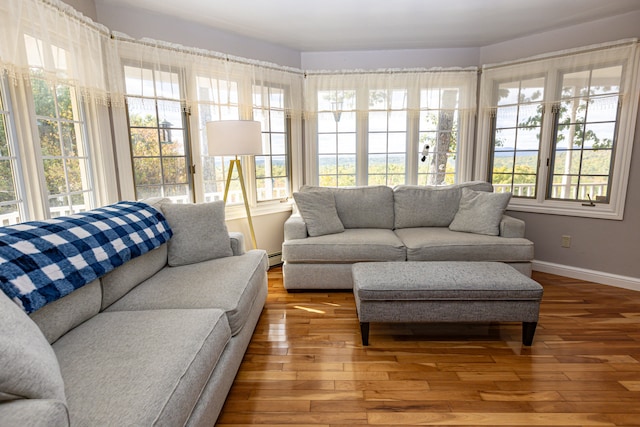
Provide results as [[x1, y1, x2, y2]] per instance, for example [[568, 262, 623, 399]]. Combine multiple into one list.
[[30, 279, 102, 344], [0, 399, 69, 427], [0, 290, 66, 404], [393, 181, 494, 229], [282, 228, 406, 263], [99, 244, 167, 310], [301, 185, 394, 229], [53, 309, 230, 426], [104, 250, 268, 336], [449, 188, 512, 236], [293, 191, 344, 236], [161, 201, 233, 266], [395, 227, 534, 262]]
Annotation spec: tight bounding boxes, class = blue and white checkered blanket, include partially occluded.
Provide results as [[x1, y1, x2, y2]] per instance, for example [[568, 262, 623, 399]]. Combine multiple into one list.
[[0, 201, 173, 313]]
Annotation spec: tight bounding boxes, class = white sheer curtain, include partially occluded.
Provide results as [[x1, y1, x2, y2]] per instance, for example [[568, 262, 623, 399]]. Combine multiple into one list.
[[104, 33, 305, 117], [0, 0, 111, 106], [479, 39, 639, 112], [303, 68, 480, 185], [304, 68, 478, 119], [0, 0, 305, 114]]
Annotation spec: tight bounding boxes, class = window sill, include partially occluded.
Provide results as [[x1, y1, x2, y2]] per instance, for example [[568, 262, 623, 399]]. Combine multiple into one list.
[[507, 199, 624, 220], [224, 199, 293, 221]]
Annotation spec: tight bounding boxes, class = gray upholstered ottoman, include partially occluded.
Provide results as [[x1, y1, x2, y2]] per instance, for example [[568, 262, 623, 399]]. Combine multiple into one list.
[[352, 261, 543, 346]]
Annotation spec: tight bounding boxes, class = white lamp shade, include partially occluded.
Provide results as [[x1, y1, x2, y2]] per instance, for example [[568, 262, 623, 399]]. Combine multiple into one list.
[[206, 120, 262, 156]]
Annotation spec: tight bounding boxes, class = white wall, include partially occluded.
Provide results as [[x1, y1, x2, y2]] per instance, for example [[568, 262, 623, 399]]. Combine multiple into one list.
[[301, 48, 480, 70], [61, 0, 97, 20], [227, 211, 290, 259], [479, 11, 640, 65], [93, 0, 301, 68]]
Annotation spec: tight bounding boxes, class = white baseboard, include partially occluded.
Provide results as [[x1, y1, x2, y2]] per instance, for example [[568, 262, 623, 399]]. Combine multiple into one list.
[[267, 252, 282, 267], [532, 260, 640, 292]]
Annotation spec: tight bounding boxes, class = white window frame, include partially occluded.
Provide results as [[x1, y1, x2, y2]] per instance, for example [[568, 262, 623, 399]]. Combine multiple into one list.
[[252, 82, 292, 203], [367, 87, 410, 187], [193, 74, 242, 205], [314, 88, 359, 187], [476, 41, 640, 220], [191, 69, 294, 214], [307, 81, 476, 188], [0, 77, 29, 225], [123, 64, 193, 203], [30, 75, 95, 217], [10, 34, 98, 220]]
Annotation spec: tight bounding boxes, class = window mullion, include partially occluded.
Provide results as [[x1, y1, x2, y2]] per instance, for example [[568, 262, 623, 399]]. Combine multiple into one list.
[[405, 90, 420, 185], [543, 102, 561, 202], [406, 109, 420, 185], [356, 87, 368, 186], [535, 71, 557, 204], [0, 77, 29, 223], [19, 78, 50, 219], [244, 74, 255, 212]]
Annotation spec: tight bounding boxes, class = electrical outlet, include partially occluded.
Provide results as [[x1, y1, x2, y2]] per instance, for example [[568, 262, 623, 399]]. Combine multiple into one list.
[[561, 235, 571, 248]]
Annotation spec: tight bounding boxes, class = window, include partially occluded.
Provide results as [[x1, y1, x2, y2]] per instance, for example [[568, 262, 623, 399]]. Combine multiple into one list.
[[489, 77, 544, 197], [124, 65, 191, 202], [480, 41, 640, 219], [196, 77, 292, 205], [196, 75, 241, 203], [309, 72, 476, 188], [317, 89, 357, 187], [0, 80, 25, 225], [31, 75, 93, 216], [253, 84, 290, 201], [368, 89, 408, 186], [25, 35, 95, 217], [418, 88, 462, 186], [549, 66, 621, 202]]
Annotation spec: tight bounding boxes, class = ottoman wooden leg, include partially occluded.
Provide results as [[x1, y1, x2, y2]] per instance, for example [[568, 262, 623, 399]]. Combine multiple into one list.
[[522, 321, 538, 346], [360, 322, 370, 346]]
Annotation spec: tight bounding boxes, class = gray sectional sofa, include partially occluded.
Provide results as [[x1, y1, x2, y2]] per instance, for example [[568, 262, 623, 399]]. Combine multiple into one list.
[[0, 199, 268, 426], [282, 181, 534, 290]]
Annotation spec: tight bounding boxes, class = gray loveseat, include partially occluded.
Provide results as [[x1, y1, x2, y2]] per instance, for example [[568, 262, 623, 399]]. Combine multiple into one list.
[[282, 181, 534, 290], [0, 199, 268, 426]]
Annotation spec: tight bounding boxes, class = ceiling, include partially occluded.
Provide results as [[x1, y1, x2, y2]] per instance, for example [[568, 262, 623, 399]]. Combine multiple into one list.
[[97, 0, 640, 51]]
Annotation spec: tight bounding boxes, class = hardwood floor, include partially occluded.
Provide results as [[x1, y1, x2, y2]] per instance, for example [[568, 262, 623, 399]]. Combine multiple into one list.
[[217, 267, 640, 426]]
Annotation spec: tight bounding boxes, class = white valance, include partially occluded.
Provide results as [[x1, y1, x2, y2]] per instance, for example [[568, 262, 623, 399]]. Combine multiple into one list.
[[304, 68, 479, 119], [479, 39, 639, 112], [104, 33, 305, 116], [0, 0, 112, 105]]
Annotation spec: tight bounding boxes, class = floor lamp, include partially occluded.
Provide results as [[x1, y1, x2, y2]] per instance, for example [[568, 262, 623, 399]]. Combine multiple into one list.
[[206, 120, 262, 249]]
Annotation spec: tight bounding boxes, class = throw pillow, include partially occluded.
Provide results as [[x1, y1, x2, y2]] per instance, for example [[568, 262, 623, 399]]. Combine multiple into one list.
[[161, 201, 233, 266], [293, 191, 345, 237], [449, 188, 512, 236]]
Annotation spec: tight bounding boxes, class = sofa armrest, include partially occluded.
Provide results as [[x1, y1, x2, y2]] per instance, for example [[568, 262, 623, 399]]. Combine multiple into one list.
[[284, 214, 308, 241], [499, 215, 526, 238], [229, 232, 246, 255]]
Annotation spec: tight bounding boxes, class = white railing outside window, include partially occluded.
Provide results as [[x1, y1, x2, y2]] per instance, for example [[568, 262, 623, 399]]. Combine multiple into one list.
[[494, 182, 608, 200]]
